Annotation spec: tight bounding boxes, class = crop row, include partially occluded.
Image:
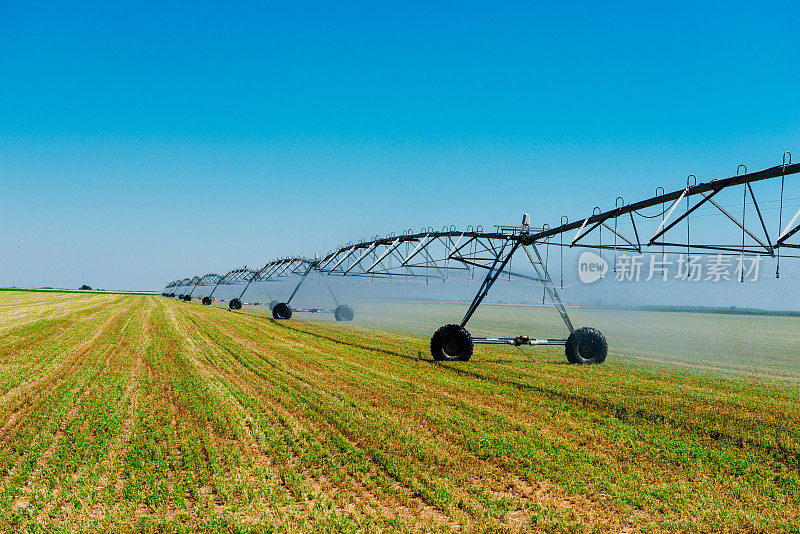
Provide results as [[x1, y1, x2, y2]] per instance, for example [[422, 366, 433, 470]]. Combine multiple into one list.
[[0, 293, 797, 532]]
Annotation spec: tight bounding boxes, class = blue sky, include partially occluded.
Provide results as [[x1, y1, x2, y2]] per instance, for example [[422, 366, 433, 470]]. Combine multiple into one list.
[[1, 1, 799, 292]]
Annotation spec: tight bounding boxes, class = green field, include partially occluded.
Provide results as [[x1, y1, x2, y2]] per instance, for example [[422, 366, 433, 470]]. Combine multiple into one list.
[[247, 299, 800, 382], [0, 288, 157, 297], [1, 292, 798, 532]]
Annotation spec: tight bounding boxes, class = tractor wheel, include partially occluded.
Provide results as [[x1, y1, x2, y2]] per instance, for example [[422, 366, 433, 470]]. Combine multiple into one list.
[[269, 300, 279, 310], [565, 327, 608, 364], [272, 302, 292, 320], [334, 304, 354, 321], [178, 294, 184, 300], [430, 324, 473, 362], [201, 297, 212, 305], [228, 298, 242, 310], [183, 295, 192, 302]]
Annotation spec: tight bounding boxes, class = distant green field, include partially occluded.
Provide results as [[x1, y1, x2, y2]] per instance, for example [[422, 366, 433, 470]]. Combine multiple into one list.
[[1, 291, 798, 532], [244, 300, 800, 383], [636, 304, 800, 317], [0, 287, 156, 296]]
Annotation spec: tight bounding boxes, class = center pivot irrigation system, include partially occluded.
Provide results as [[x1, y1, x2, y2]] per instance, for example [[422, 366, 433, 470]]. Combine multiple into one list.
[[165, 153, 800, 364]]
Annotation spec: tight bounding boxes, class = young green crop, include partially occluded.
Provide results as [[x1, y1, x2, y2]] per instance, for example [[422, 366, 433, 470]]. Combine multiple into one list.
[[0, 292, 797, 533]]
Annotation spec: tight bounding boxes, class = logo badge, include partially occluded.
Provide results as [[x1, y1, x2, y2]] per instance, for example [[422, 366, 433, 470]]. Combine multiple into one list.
[[578, 251, 608, 284]]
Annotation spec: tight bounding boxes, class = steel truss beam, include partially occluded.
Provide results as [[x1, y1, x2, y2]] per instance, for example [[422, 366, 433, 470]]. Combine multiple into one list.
[[530, 161, 800, 245], [186, 273, 221, 298], [198, 268, 252, 301], [168, 156, 800, 362]]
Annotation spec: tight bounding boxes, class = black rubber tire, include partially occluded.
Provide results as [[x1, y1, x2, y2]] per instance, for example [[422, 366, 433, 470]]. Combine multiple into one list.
[[178, 294, 184, 300], [183, 295, 192, 302], [272, 302, 292, 320], [168, 293, 174, 298], [430, 324, 473, 362], [269, 300, 279, 310], [228, 298, 242, 310], [334, 304, 355, 322], [565, 327, 608, 364], [201, 297, 212, 305]]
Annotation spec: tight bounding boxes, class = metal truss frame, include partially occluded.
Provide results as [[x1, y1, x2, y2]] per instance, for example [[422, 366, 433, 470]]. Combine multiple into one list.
[[180, 273, 221, 301], [204, 268, 250, 302], [165, 155, 800, 362], [250, 258, 349, 316]]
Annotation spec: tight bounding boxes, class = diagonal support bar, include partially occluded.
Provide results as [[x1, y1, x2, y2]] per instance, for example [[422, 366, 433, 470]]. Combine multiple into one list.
[[237, 270, 258, 301], [699, 191, 772, 253], [460, 240, 521, 328], [522, 245, 574, 333], [207, 275, 225, 298], [778, 206, 800, 244], [187, 277, 202, 297], [649, 188, 720, 244], [600, 221, 641, 252], [365, 239, 402, 273], [649, 189, 687, 242], [287, 263, 314, 305]]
